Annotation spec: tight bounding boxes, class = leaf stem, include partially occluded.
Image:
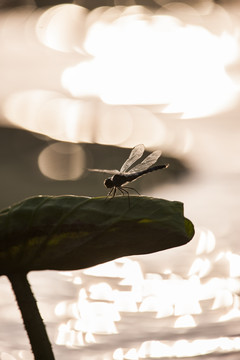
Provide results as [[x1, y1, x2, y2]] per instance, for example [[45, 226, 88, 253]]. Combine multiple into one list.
[[7, 272, 55, 360]]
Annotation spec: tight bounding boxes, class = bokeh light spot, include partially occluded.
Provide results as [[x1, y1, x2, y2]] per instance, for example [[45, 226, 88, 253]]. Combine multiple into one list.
[[38, 142, 85, 180]]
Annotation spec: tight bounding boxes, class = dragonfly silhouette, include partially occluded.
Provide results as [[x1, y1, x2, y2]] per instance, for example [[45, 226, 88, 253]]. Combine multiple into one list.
[[89, 144, 169, 199]]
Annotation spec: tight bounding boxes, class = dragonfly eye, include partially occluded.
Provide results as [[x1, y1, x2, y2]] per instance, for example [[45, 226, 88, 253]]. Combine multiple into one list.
[[104, 178, 114, 188]]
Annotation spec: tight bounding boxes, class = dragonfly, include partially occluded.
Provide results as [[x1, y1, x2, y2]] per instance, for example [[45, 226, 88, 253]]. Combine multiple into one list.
[[89, 144, 169, 199]]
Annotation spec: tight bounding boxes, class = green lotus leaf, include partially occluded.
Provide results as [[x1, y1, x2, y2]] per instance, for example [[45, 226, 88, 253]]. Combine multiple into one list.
[[0, 195, 194, 274]]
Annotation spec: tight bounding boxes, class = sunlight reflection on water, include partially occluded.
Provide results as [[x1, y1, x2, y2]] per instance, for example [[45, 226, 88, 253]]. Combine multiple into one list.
[[46, 228, 240, 358], [2, 2, 240, 146]]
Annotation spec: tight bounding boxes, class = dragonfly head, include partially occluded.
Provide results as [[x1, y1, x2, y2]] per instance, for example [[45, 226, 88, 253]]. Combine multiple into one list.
[[104, 177, 114, 188]]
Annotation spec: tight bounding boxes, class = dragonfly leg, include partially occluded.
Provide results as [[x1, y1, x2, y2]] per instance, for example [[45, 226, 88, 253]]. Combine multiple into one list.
[[119, 187, 130, 207], [107, 187, 117, 200], [118, 187, 128, 196], [123, 186, 141, 196], [112, 187, 117, 199], [105, 187, 114, 200], [118, 187, 124, 195]]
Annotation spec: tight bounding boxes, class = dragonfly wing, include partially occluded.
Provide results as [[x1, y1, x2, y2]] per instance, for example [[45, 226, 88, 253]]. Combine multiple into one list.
[[127, 149, 162, 174], [120, 144, 145, 173], [88, 169, 120, 175]]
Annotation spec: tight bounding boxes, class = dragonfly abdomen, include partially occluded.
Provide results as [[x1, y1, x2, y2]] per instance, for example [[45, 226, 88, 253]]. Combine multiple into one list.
[[125, 164, 168, 183]]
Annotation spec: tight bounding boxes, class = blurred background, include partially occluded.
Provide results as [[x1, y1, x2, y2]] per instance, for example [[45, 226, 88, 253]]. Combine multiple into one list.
[[1, 0, 240, 359]]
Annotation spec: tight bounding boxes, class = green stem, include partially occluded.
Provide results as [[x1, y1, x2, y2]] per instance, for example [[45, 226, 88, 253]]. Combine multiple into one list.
[[7, 272, 55, 360]]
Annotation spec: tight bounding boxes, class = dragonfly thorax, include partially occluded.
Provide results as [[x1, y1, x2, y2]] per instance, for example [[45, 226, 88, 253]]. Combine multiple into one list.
[[104, 174, 126, 189]]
